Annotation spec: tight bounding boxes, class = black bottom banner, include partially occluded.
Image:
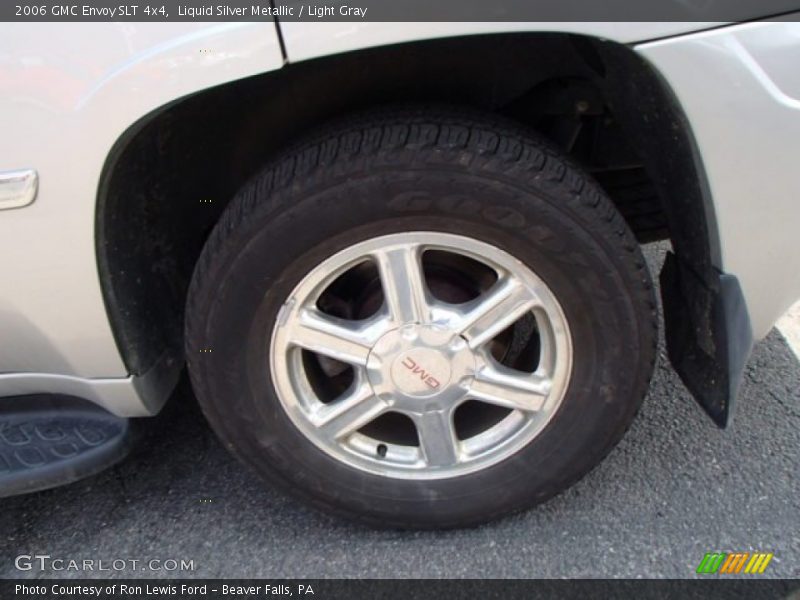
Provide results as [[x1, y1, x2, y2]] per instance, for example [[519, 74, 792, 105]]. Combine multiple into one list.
[[2, 579, 798, 600]]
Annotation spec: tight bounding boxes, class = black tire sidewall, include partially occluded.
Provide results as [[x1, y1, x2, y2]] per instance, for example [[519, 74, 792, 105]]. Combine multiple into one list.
[[189, 165, 650, 527]]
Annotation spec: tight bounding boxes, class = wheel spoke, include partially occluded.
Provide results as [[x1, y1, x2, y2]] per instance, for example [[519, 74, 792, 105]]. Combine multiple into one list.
[[313, 382, 387, 441], [373, 245, 430, 325], [469, 364, 551, 412], [457, 278, 537, 349], [413, 409, 460, 467], [289, 309, 373, 366]]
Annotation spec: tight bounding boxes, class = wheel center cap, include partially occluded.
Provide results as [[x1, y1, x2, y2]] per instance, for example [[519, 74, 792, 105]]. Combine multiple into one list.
[[367, 324, 475, 409], [390, 348, 452, 397]]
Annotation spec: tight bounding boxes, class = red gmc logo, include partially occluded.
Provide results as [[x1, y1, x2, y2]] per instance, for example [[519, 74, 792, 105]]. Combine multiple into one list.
[[401, 357, 441, 389]]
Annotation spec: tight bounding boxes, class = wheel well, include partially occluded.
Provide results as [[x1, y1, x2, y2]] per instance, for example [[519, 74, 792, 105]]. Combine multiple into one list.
[[97, 32, 717, 378]]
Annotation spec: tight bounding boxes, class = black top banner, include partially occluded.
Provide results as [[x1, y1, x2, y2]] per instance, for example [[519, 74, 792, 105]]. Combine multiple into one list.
[[2, 579, 800, 600], [3, 0, 800, 22]]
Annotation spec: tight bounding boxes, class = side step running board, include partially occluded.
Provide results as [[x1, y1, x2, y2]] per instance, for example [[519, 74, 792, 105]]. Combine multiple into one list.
[[0, 395, 131, 497]]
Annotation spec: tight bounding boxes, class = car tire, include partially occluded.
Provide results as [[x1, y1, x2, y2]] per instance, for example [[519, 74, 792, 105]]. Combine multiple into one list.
[[185, 107, 658, 529]]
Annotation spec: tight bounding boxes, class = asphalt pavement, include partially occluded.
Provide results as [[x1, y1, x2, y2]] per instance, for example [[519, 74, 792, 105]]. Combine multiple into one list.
[[2, 244, 799, 579]]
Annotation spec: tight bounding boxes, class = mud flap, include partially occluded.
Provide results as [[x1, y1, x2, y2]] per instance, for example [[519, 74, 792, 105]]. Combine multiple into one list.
[[660, 251, 753, 427]]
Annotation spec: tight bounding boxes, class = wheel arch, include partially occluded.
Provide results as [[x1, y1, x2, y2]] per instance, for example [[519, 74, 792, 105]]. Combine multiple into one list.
[[96, 31, 726, 419]]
